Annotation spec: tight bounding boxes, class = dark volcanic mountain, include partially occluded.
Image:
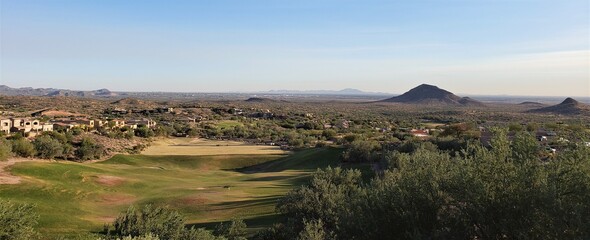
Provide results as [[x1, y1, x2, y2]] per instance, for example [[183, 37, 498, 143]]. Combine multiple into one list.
[[529, 98, 590, 115], [380, 84, 484, 106]]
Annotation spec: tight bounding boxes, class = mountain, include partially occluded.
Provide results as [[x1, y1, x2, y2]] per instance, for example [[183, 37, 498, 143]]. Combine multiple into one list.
[[0, 85, 60, 96], [266, 88, 389, 95], [518, 101, 547, 108], [244, 97, 279, 103], [458, 97, 486, 107], [528, 98, 590, 115], [0, 85, 116, 97], [379, 84, 484, 106]]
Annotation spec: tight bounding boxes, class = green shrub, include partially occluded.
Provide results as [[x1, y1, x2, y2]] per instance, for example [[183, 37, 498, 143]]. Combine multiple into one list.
[[0, 138, 12, 161], [33, 135, 63, 159], [274, 131, 590, 239], [75, 138, 105, 161], [108, 205, 222, 240], [0, 199, 39, 240], [11, 138, 35, 158]]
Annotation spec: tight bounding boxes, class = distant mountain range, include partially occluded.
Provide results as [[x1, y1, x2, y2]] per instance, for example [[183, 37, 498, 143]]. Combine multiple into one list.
[[528, 97, 590, 115], [0, 85, 116, 97], [265, 88, 390, 95], [379, 84, 485, 106]]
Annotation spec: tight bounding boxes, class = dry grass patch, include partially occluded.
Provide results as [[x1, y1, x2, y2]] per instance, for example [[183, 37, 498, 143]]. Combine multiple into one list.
[[142, 138, 288, 156], [97, 193, 136, 206], [94, 175, 126, 187]]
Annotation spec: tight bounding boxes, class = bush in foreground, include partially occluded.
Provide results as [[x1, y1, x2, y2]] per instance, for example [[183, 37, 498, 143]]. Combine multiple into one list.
[[270, 130, 590, 239], [10, 138, 35, 158], [0, 139, 12, 161], [32, 135, 63, 159], [0, 199, 39, 240], [105, 205, 225, 240]]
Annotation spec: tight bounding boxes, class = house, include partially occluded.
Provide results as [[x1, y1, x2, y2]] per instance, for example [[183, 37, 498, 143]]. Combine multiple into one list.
[[95, 120, 106, 127], [76, 119, 95, 129], [410, 129, 430, 139], [4, 118, 52, 134], [335, 120, 350, 129], [109, 119, 126, 128], [51, 118, 95, 130], [127, 118, 156, 128], [0, 119, 12, 134], [41, 123, 54, 132], [11, 118, 42, 133], [176, 117, 196, 124], [157, 107, 174, 113], [51, 121, 79, 131]]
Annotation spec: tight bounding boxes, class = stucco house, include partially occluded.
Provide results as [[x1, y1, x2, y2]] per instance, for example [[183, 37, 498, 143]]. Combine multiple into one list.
[[0, 119, 12, 134]]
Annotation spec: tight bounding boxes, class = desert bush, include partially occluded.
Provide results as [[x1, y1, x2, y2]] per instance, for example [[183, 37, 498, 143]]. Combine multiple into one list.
[[272, 130, 590, 239], [11, 138, 35, 158], [75, 138, 105, 161], [108, 205, 223, 240], [0, 138, 12, 161], [33, 135, 63, 159], [0, 199, 39, 240]]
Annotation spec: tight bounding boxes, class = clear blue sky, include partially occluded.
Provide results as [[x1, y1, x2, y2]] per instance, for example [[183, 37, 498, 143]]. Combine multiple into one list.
[[1, 0, 588, 96]]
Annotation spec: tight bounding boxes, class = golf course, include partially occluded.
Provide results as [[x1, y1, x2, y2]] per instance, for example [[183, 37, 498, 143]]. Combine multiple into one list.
[[0, 138, 343, 238]]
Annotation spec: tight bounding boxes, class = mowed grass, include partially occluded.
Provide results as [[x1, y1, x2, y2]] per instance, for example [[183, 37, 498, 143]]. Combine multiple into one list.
[[141, 138, 288, 156], [216, 120, 244, 130], [0, 144, 343, 239]]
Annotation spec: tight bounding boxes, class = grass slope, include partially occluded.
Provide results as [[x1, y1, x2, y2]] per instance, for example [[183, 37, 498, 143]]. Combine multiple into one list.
[[0, 147, 342, 239]]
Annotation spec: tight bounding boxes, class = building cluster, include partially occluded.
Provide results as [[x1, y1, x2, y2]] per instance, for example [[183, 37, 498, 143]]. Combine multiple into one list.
[[1, 118, 53, 135], [0, 117, 157, 136]]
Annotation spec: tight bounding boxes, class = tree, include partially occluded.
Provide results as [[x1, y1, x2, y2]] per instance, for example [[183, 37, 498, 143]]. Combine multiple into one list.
[[321, 130, 337, 140], [75, 138, 105, 161], [272, 131, 590, 239], [0, 199, 39, 240], [108, 205, 222, 240], [11, 138, 35, 158], [297, 219, 333, 240], [135, 127, 155, 138], [341, 140, 381, 163], [277, 167, 364, 236], [214, 218, 247, 240], [32, 136, 63, 159], [0, 138, 12, 161]]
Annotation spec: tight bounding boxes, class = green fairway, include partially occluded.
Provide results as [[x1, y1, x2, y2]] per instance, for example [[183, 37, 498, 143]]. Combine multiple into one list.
[[0, 147, 344, 239]]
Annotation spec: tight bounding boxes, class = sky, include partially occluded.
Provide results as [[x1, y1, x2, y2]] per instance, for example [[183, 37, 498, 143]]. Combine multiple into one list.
[[0, 0, 589, 96]]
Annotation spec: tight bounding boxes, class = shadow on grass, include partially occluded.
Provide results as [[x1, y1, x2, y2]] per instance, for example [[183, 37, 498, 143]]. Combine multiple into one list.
[[188, 214, 286, 233], [209, 195, 282, 211], [237, 147, 344, 174]]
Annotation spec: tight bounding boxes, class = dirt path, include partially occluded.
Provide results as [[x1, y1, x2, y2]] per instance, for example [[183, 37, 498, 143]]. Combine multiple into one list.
[[0, 158, 42, 185]]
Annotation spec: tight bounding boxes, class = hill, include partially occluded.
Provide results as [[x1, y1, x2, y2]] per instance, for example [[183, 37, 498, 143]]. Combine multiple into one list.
[[380, 84, 484, 106], [266, 88, 389, 95], [518, 101, 547, 108], [111, 98, 144, 105], [244, 97, 278, 103], [528, 98, 590, 115], [0, 85, 116, 97]]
